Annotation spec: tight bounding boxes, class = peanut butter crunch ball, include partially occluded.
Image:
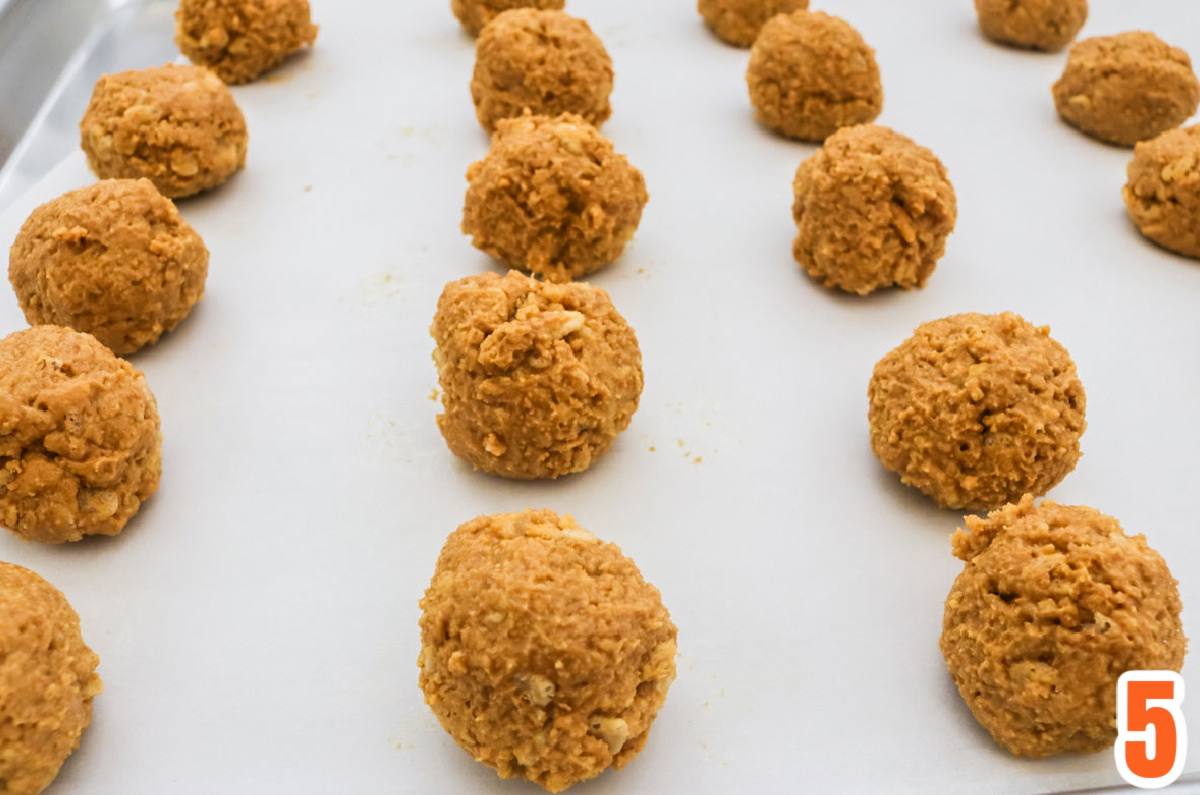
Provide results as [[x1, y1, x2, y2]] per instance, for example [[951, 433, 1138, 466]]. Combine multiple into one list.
[[698, 0, 809, 48], [1123, 124, 1200, 259], [453, 0, 565, 37], [175, 0, 318, 85], [974, 0, 1087, 52]]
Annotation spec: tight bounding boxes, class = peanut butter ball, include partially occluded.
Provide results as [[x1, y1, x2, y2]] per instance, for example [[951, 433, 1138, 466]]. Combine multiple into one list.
[[698, 0, 809, 48], [432, 271, 642, 480], [463, 113, 647, 282], [793, 124, 956, 295], [868, 313, 1086, 511], [747, 10, 882, 142], [175, 0, 318, 85], [0, 562, 102, 795], [0, 326, 162, 543], [1123, 124, 1200, 258], [80, 64, 248, 198], [471, 9, 613, 132], [942, 496, 1186, 757], [453, 0, 565, 37], [974, 0, 1087, 52], [9, 179, 209, 355], [419, 509, 677, 792], [1052, 32, 1200, 147]]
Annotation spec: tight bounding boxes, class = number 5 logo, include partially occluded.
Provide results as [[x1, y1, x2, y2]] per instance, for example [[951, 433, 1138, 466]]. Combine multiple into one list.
[[1116, 671, 1187, 789]]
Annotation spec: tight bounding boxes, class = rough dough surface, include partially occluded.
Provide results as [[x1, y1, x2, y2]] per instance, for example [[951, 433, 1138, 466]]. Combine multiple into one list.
[[471, 9, 613, 132], [175, 0, 318, 85], [941, 496, 1186, 757], [1123, 124, 1200, 259], [793, 124, 957, 295], [419, 509, 677, 792], [9, 179, 209, 355], [746, 10, 882, 142], [868, 313, 1086, 511], [0, 562, 102, 795], [697, 0, 809, 48], [974, 0, 1087, 52], [463, 114, 648, 282], [432, 271, 642, 480], [80, 64, 248, 198], [452, 0, 565, 37], [1052, 32, 1200, 147], [0, 326, 162, 543]]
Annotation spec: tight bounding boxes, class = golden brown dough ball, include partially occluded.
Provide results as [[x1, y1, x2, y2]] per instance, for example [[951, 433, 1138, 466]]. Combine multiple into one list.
[[697, 0, 809, 48], [1052, 32, 1200, 147], [452, 0, 566, 37], [9, 179, 209, 355], [175, 0, 318, 85], [462, 113, 648, 282], [746, 11, 882, 142], [793, 124, 956, 295], [471, 9, 613, 133], [419, 509, 676, 792], [973, 0, 1087, 52], [432, 271, 642, 480], [941, 496, 1186, 757], [80, 64, 248, 198], [1123, 124, 1200, 259], [0, 562, 102, 795], [868, 313, 1086, 511], [0, 326, 161, 543]]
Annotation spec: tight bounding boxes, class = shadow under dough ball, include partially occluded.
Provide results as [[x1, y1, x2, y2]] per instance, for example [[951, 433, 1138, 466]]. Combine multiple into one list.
[[868, 313, 1086, 511], [9, 179, 209, 355], [973, 0, 1087, 52], [941, 496, 1186, 757], [793, 124, 956, 295], [452, 0, 565, 37], [0, 326, 162, 543], [0, 562, 102, 795], [431, 271, 642, 480], [419, 509, 677, 793], [175, 0, 318, 85], [1052, 32, 1200, 147], [80, 63, 248, 198], [1123, 124, 1200, 259], [697, 0, 809, 48]]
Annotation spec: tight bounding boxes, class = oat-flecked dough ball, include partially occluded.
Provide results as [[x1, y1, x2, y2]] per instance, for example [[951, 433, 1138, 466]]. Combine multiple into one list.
[[942, 496, 1185, 757], [1123, 125, 1200, 259], [1052, 33, 1200, 147], [0, 562, 103, 795], [793, 124, 956, 295], [471, 9, 613, 133], [80, 64, 248, 198], [974, 0, 1087, 52], [747, 11, 882, 142], [9, 179, 209, 355], [175, 0, 318, 84], [697, 0, 809, 48], [0, 326, 161, 543], [453, 0, 565, 37], [463, 114, 648, 282], [432, 271, 642, 480], [869, 313, 1086, 511], [419, 509, 677, 792]]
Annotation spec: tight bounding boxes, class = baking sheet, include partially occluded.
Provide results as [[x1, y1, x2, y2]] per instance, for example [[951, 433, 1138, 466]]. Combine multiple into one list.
[[1, 1, 1199, 792]]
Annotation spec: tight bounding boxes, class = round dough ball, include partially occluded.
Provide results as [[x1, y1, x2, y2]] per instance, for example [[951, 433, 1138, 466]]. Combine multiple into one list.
[[1052, 32, 1200, 147], [0, 562, 102, 795], [462, 113, 648, 282], [80, 64, 248, 198], [697, 0, 809, 48], [175, 0, 318, 85], [746, 11, 882, 142], [1123, 124, 1200, 258], [432, 270, 642, 480], [0, 326, 161, 543], [974, 0, 1087, 52], [868, 313, 1086, 511], [793, 124, 957, 295], [9, 179, 209, 355], [471, 9, 613, 132], [419, 509, 677, 792], [941, 496, 1185, 757], [452, 0, 565, 37]]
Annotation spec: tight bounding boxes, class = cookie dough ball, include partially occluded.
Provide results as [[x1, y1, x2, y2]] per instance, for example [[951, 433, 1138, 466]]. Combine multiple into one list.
[[747, 11, 883, 142], [419, 509, 677, 792], [0, 326, 161, 543], [453, 0, 565, 37], [9, 179, 209, 355], [471, 9, 613, 133], [974, 0, 1087, 52], [432, 271, 642, 479], [793, 124, 957, 295], [868, 313, 1086, 511], [698, 0, 809, 48], [1123, 125, 1200, 258], [0, 562, 103, 795], [80, 64, 248, 198], [941, 497, 1185, 757], [1052, 33, 1200, 147], [175, 0, 318, 84]]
